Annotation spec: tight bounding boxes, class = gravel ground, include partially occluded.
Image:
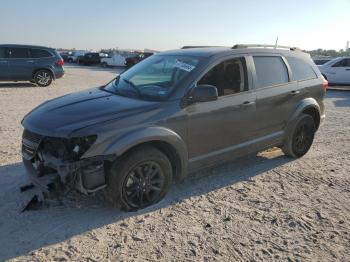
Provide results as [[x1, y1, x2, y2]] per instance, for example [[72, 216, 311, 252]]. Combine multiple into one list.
[[0, 65, 349, 261]]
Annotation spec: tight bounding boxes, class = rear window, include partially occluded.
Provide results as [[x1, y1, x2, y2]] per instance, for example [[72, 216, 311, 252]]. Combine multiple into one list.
[[30, 49, 53, 58], [287, 56, 317, 81], [253, 56, 289, 88], [8, 48, 29, 58]]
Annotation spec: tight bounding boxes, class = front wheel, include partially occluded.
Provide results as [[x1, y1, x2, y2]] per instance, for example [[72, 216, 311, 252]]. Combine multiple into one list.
[[282, 114, 316, 158], [107, 146, 172, 211], [34, 70, 53, 87]]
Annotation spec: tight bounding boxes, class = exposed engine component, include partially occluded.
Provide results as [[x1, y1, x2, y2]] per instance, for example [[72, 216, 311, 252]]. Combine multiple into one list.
[[21, 130, 111, 211]]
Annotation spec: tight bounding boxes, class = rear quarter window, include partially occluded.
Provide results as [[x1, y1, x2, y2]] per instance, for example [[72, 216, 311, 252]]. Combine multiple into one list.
[[286, 56, 317, 81], [30, 49, 53, 58], [253, 56, 289, 88]]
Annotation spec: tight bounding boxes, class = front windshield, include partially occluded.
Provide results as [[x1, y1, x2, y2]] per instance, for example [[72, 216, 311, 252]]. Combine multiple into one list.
[[104, 55, 200, 100]]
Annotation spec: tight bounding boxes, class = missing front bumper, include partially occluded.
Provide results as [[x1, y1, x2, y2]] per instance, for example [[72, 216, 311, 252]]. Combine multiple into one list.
[[21, 154, 114, 211]]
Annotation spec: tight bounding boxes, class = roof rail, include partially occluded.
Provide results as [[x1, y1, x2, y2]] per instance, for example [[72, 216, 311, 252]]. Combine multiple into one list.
[[181, 46, 224, 49], [232, 44, 301, 51]]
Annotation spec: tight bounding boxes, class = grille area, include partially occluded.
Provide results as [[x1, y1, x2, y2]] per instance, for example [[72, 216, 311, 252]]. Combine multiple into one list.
[[22, 129, 43, 159]]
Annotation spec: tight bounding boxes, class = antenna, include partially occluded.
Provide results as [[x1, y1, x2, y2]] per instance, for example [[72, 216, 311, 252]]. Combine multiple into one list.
[[274, 36, 279, 49]]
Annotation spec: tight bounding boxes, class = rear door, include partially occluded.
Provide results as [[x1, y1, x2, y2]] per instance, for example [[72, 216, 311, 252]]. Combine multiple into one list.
[[0, 47, 9, 80], [330, 58, 350, 84], [251, 55, 301, 139], [7, 47, 34, 80]]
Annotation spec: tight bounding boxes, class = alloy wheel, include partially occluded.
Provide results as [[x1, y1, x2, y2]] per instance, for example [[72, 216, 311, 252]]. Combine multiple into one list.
[[122, 161, 165, 208], [293, 122, 314, 156], [36, 71, 51, 86]]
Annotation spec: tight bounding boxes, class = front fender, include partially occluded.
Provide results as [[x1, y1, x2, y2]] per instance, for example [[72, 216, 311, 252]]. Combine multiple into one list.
[[103, 126, 188, 179]]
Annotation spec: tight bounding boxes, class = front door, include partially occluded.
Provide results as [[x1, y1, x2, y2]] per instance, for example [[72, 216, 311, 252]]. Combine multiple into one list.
[[186, 57, 257, 170]]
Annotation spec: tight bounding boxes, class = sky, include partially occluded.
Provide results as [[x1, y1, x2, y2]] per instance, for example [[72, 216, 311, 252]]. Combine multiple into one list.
[[0, 0, 349, 51]]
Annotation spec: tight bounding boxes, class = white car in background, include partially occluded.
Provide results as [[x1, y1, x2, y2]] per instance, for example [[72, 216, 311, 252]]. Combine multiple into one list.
[[318, 57, 350, 85], [100, 53, 126, 67]]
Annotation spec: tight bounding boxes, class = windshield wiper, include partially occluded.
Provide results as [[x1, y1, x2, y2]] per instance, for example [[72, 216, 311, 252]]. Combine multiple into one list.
[[122, 78, 143, 98]]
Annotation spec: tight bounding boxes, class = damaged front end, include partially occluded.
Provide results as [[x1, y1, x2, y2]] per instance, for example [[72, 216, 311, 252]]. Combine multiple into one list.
[[21, 129, 112, 211]]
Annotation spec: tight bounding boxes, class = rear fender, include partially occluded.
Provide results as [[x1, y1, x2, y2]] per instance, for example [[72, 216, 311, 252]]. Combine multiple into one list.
[[285, 97, 321, 138]]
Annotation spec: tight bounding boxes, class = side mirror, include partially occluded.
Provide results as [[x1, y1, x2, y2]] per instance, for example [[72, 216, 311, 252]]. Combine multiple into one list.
[[191, 84, 218, 102]]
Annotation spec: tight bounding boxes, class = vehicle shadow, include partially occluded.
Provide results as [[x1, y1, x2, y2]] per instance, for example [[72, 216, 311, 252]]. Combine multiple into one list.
[[0, 82, 37, 88], [0, 150, 292, 261], [326, 90, 350, 107]]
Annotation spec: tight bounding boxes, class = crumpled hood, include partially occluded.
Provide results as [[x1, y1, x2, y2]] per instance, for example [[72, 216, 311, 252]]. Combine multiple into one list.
[[22, 87, 160, 136]]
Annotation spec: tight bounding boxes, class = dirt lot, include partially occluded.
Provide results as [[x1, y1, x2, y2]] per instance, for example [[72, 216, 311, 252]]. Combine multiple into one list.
[[0, 65, 349, 261]]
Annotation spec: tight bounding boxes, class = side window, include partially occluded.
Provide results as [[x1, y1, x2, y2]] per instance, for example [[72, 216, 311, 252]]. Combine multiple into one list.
[[198, 58, 247, 96], [30, 49, 52, 58], [253, 56, 289, 88], [345, 59, 350, 67], [286, 56, 317, 81], [8, 48, 29, 58], [332, 60, 343, 67]]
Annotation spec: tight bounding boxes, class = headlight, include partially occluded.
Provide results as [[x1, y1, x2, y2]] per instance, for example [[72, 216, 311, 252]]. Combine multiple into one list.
[[70, 135, 97, 159]]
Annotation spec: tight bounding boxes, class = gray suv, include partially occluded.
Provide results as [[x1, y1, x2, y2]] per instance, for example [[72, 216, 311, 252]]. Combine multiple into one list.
[[0, 44, 64, 87], [21, 44, 326, 211]]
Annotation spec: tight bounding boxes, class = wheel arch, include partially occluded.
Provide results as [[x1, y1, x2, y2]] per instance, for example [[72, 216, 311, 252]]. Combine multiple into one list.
[[32, 68, 55, 80], [287, 98, 321, 131], [103, 127, 188, 181]]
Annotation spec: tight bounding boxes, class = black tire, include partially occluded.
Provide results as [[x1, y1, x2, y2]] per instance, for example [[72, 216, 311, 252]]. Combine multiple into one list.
[[282, 114, 316, 158], [107, 146, 173, 211], [101, 62, 108, 68], [33, 70, 53, 87]]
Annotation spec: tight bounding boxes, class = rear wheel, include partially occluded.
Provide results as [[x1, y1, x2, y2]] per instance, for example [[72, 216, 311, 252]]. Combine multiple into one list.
[[34, 70, 53, 87], [107, 146, 172, 211], [282, 114, 316, 158], [101, 62, 108, 68]]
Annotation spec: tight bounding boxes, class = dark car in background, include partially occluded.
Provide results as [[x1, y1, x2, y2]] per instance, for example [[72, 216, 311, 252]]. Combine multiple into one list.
[[59, 52, 70, 62], [0, 44, 64, 86], [125, 52, 153, 68], [77, 52, 101, 65]]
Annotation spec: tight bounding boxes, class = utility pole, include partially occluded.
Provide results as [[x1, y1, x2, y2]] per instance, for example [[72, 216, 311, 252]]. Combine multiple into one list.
[[274, 36, 279, 48]]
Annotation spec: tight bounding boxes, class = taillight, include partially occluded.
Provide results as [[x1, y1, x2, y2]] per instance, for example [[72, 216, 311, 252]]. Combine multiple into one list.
[[55, 59, 64, 66], [323, 79, 328, 91]]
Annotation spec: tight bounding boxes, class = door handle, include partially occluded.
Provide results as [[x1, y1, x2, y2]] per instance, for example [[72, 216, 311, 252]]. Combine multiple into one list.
[[346, 68, 350, 71], [241, 101, 255, 106], [290, 90, 300, 95], [26, 60, 34, 63]]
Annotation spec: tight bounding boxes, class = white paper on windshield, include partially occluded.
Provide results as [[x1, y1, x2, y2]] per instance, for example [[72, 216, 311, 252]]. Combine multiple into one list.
[[174, 60, 196, 72]]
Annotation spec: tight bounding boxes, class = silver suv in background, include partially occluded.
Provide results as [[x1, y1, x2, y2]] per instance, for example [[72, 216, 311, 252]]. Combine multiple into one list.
[[0, 44, 64, 87], [318, 57, 350, 85]]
